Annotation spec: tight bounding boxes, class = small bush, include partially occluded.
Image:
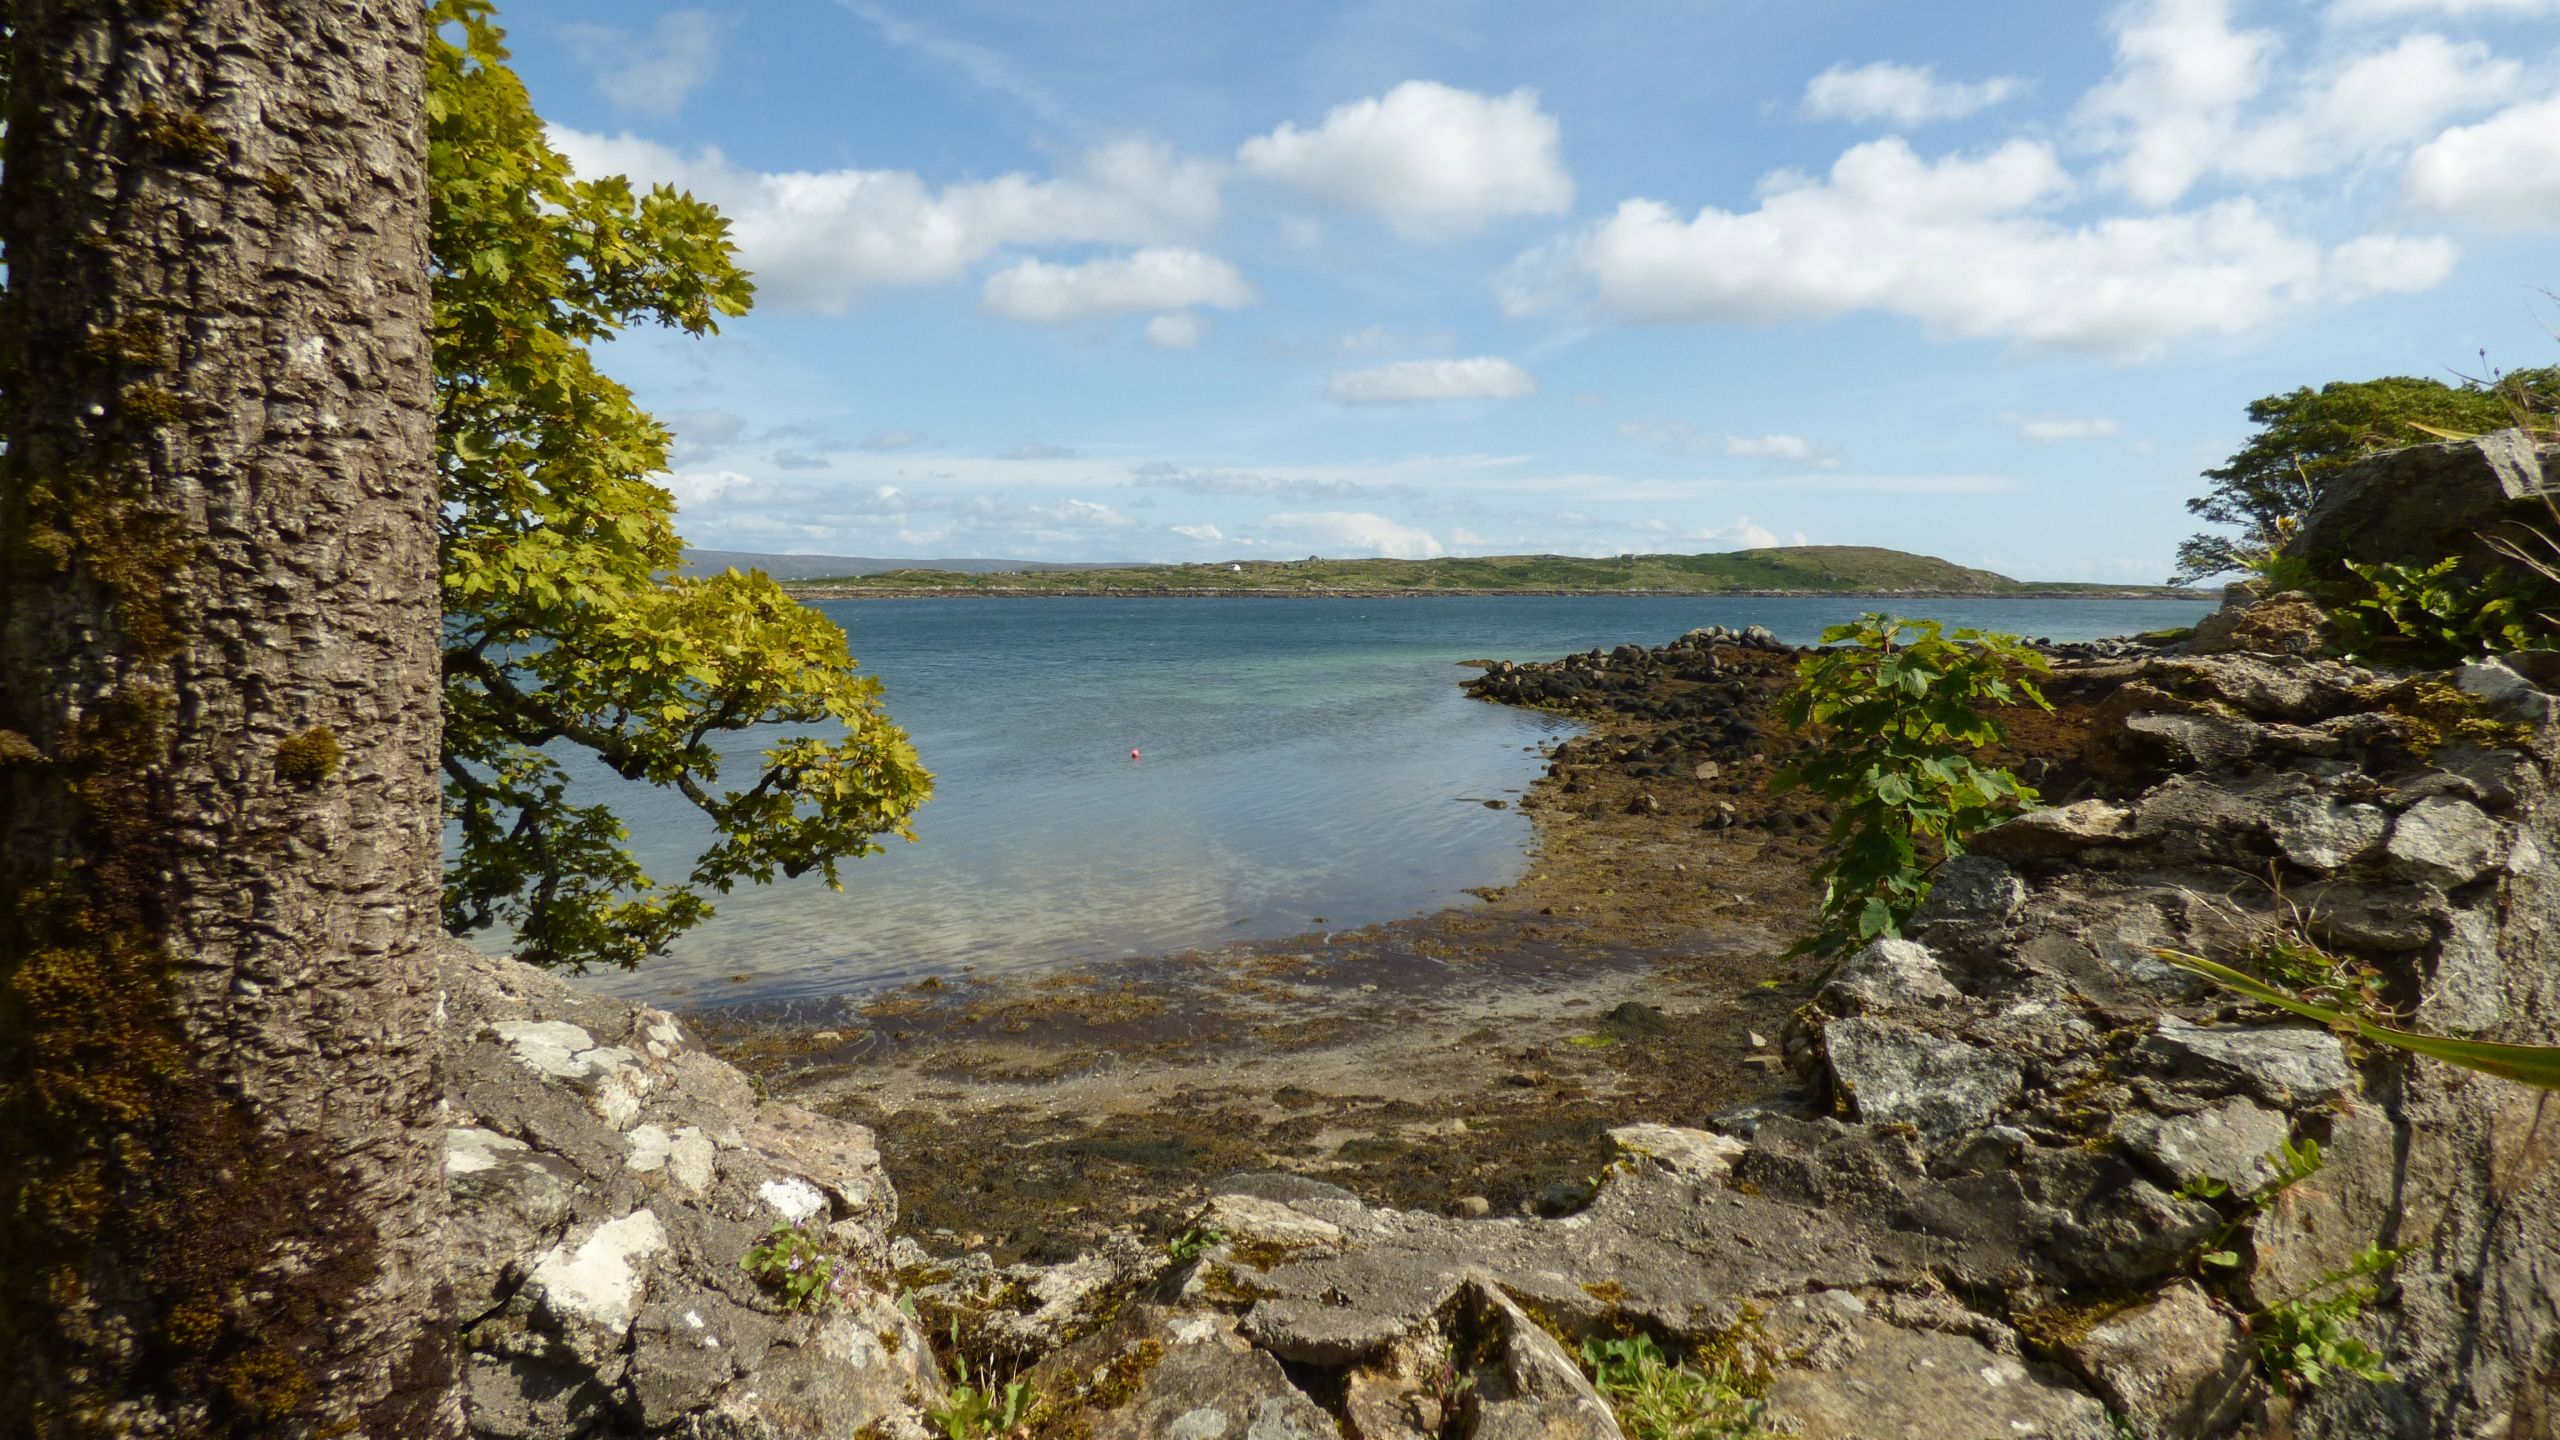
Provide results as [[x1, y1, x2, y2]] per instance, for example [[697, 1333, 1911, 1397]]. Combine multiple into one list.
[[1579, 1334, 1773, 1440], [2324, 556, 2556, 665], [1773, 614, 2051, 958]]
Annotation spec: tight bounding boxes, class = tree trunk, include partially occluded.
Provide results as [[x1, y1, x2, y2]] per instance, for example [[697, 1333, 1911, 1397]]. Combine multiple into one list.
[[0, 3, 459, 1436]]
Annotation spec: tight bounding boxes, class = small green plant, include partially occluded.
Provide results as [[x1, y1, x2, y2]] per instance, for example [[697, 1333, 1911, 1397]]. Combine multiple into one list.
[[928, 1321, 1037, 1439], [1773, 614, 2051, 958], [2324, 556, 2556, 664], [741, 1220, 842, 1312], [1579, 1333, 1774, 1440], [2245, 924, 2390, 1024], [2251, 1243, 2403, 1393], [2192, 1138, 2328, 1271], [2157, 949, 2560, 1092], [1165, 1223, 1225, 1263], [1412, 1337, 1477, 1435]]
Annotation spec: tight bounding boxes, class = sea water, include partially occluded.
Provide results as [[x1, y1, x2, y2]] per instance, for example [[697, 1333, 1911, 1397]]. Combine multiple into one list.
[[538, 595, 2213, 1004]]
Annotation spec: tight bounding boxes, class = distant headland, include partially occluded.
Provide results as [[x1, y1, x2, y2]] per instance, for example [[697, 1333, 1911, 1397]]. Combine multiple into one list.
[[682, 544, 2184, 599]]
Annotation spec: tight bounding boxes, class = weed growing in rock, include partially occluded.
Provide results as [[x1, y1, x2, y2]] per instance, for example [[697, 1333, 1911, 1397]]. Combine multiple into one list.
[[2251, 1243, 2403, 1393], [1164, 1223, 1225, 1263], [928, 1322, 1038, 1440], [1774, 614, 2050, 958], [742, 1220, 842, 1312], [2187, 1137, 2329, 1271], [2325, 555, 2556, 664], [2243, 921, 2391, 1025], [1579, 1333, 1773, 1440]]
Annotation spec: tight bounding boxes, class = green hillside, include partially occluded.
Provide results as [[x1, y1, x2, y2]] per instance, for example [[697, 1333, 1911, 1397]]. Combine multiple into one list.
[[770, 545, 2172, 596]]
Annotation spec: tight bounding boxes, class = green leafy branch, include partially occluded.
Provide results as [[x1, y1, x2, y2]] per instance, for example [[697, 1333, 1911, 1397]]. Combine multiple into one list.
[[1773, 614, 2051, 958]]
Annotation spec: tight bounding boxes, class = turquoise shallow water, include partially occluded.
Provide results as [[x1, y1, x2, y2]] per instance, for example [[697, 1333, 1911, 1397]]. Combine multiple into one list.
[[553, 595, 2214, 1005]]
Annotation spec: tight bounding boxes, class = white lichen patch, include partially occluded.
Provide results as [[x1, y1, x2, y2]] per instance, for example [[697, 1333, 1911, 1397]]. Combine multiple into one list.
[[526, 1209, 668, 1334], [627, 1124, 716, 1192], [446, 1126, 531, 1176], [492, 1019, 652, 1128], [758, 1177, 828, 1222], [637, 1007, 688, 1060]]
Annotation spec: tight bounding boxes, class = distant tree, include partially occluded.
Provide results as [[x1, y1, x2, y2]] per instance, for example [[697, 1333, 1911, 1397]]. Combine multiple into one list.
[[0, 2, 461, 1433], [2174, 369, 2560, 584], [430, 2, 930, 970]]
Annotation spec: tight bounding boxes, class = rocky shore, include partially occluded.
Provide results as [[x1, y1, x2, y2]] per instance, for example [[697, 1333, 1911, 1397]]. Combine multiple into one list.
[[444, 438, 2560, 1438]]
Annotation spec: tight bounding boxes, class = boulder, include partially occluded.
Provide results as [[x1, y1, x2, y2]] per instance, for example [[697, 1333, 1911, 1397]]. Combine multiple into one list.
[[2269, 793, 2390, 872], [2289, 431, 2557, 572], [440, 942, 938, 1439], [2385, 795, 2501, 889], [2060, 1281, 2256, 1439], [1970, 800, 2137, 860], [1761, 1313, 2115, 1440], [1817, 1016, 2023, 1140], [2116, 1097, 2296, 1195], [2187, 589, 2332, 657], [1459, 1285, 1627, 1440], [2138, 1017, 2358, 1108], [1817, 937, 1962, 1015]]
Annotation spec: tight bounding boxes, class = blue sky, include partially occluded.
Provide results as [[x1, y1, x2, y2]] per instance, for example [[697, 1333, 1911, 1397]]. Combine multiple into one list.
[[506, 0, 2560, 581]]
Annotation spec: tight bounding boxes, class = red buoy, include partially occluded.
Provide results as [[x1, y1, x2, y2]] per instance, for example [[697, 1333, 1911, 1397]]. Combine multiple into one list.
[[1130, 748, 1141, 760]]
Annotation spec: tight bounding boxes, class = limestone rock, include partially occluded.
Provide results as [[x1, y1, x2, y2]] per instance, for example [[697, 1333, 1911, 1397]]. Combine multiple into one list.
[[2385, 795, 2500, 889], [2289, 431, 2557, 571], [2138, 1017, 2357, 1108], [1762, 1315, 2114, 1440], [441, 943, 937, 1439], [2061, 1281, 2255, 1439], [1460, 1284, 1626, 1440], [2456, 656, 2560, 725], [2117, 1097, 2295, 1195], [1908, 854, 2027, 928], [1970, 800, 2137, 860], [1818, 1016, 2024, 1140], [1818, 937, 1962, 1016], [1607, 1124, 1747, 1183], [2269, 794, 2389, 872]]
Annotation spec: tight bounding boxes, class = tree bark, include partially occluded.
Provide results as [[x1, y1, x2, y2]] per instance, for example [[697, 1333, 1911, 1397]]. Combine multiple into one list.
[[0, 3, 460, 1435]]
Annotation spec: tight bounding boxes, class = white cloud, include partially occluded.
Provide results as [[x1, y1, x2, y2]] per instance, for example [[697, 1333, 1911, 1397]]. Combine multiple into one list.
[[1620, 422, 1839, 467], [2224, 34, 2518, 182], [1724, 433, 1838, 467], [2079, 0, 2280, 207], [2324, 232, 2462, 295], [1172, 523, 1225, 542], [1801, 62, 2021, 126], [1005, 442, 1078, 460], [1146, 312, 1207, 349], [1328, 357, 1537, 405], [1696, 517, 1785, 549], [562, 11, 724, 118], [552, 130, 1224, 312], [1333, 323, 1460, 355], [1238, 82, 1572, 240], [981, 248, 1257, 325], [2405, 94, 2560, 231], [1257, 511, 1445, 558], [859, 428, 929, 452], [1505, 137, 2444, 356], [2331, 0, 2560, 17], [2005, 413, 2122, 442]]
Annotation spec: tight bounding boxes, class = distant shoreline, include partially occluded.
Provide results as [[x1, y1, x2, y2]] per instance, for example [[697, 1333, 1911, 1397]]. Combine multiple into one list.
[[781, 585, 2195, 601]]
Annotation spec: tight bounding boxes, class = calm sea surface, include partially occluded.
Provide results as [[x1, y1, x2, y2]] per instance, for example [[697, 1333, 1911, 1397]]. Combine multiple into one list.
[[547, 595, 2213, 1005]]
